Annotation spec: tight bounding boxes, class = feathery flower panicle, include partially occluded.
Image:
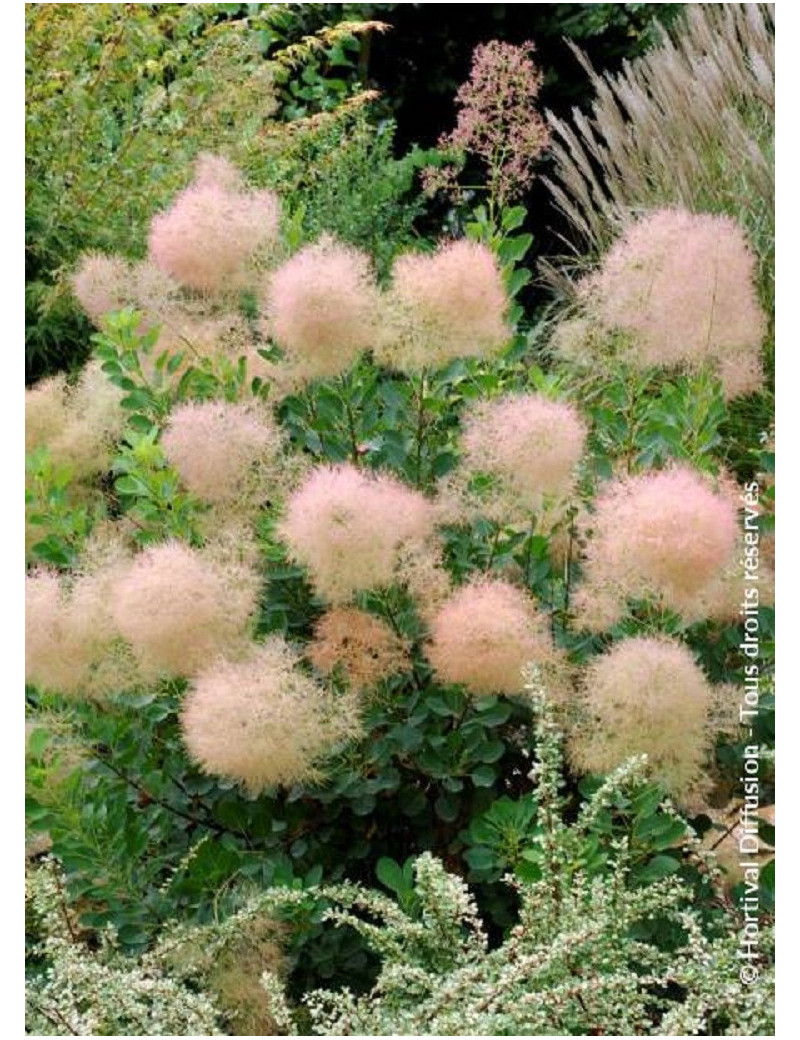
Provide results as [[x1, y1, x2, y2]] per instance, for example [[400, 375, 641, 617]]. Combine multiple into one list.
[[148, 161, 281, 292], [181, 638, 362, 794], [377, 240, 510, 373], [577, 209, 766, 398], [110, 541, 258, 678], [280, 464, 435, 603], [569, 636, 714, 803], [25, 568, 135, 698], [26, 362, 125, 481], [25, 375, 69, 455], [192, 152, 244, 192], [161, 400, 283, 505], [461, 393, 587, 513], [71, 253, 131, 326], [574, 465, 739, 630], [262, 237, 380, 381], [308, 607, 410, 693], [427, 579, 557, 697], [431, 40, 549, 206]]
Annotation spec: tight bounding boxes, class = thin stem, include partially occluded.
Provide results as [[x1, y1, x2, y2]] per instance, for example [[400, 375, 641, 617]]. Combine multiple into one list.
[[523, 515, 537, 586], [412, 369, 429, 487], [92, 750, 241, 840], [338, 372, 361, 466]]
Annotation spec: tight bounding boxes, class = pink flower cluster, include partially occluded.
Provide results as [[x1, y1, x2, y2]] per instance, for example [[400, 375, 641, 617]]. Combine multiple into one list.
[[434, 40, 550, 206], [308, 606, 410, 693], [263, 237, 380, 381], [280, 464, 434, 603], [461, 393, 587, 512], [378, 240, 509, 372], [427, 579, 555, 697], [574, 466, 739, 629], [148, 162, 280, 292], [579, 209, 766, 398], [161, 400, 283, 505], [110, 541, 258, 678], [181, 638, 361, 794], [569, 636, 714, 803]]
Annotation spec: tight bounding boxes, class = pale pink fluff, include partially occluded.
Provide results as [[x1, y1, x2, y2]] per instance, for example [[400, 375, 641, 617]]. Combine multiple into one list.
[[308, 606, 409, 692], [581, 209, 766, 398], [26, 362, 125, 481], [263, 237, 379, 380], [191, 152, 244, 191], [161, 400, 282, 504], [569, 636, 713, 803], [181, 638, 361, 794], [25, 568, 134, 698], [427, 579, 555, 696], [574, 466, 739, 629], [378, 239, 510, 372], [71, 253, 131, 325], [148, 173, 280, 292], [280, 464, 435, 603], [462, 393, 587, 510], [110, 541, 258, 677]]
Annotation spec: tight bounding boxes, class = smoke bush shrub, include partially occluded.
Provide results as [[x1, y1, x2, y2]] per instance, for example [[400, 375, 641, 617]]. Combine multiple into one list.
[[25, 24, 775, 1021]]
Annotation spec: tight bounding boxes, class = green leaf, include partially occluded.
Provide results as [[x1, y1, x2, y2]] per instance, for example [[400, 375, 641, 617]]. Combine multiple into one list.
[[376, 856, 405, 894], [634, 855, 681, 883], [471, 765, 496, 788], [464, 845, 496, 871]]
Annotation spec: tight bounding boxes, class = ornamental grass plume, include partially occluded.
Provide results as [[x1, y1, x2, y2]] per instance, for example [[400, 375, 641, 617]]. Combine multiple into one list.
[[280, 464, 435, 603], [427, 579, 557, 697], [161, 400, 284, 505], [262, 236, 380, 381], [377, 240, 510, 373], [181, 638, 362, 793], [461, 393, 587, 513], [574, 209, 766, 399], [110, 541, 259, 678], [148, 158, 281, 292], [574, 465, 739, 630], [568, 636, 714, 803], [308, 607, 410, 693]]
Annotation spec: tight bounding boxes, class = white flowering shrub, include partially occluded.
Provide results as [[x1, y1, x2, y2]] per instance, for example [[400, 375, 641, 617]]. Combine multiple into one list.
[[256, 679, 775, 1036]]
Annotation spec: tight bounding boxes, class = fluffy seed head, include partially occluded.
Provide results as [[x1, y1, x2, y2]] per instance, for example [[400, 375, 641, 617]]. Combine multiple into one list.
[[161, 400, 283, 505], [427, 579, 555, 696], [25, 375, 69, 454], [26, 362, 125, 481], [378, 240, 510, 372], [308, 607, 410, 692], [71, 253, 131, 325], [575, 466, 739, 629], [25, 568, 134, 698], [192, 152, 244, 192], [110, 541, 258, 677], [263, 237, 380, 380], [181, 638, 361, 793], [579, 209, 766, 398], [280, 464, 435, 603], [461, 393, 587, 512], [569, 636, 713, 802], [148, 164, 281, 292]]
